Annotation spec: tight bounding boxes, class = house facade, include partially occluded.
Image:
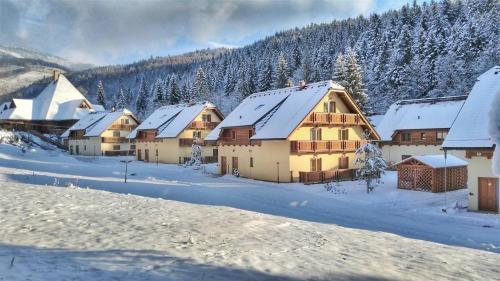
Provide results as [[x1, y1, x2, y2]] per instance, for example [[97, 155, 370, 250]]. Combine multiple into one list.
[[0, 71, 103, 135], [443, 66, 500, 213], [62, 109, 139, 156], [129, 102, 223, 164], [375, 96, 467, 164], [205, 81, 379, 183]]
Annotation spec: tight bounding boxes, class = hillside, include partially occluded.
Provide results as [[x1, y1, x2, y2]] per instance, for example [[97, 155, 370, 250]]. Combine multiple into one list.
[[9, 0, 499, 117], [0, 45, 93, 102]]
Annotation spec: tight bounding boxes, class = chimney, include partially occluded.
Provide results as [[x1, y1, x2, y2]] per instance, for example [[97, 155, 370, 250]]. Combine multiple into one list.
[[298, 80, 306, 90], [53, 70, 60, 81]]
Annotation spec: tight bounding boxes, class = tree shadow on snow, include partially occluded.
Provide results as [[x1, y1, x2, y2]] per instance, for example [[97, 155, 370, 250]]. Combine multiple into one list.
[[0, 243, 396, 281]]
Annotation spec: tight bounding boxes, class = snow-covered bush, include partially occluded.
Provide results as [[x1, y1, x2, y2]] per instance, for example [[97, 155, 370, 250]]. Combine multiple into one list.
[[324, 181, 346, 194], [184, 139, 203, 167], [354, 135, 387, 193]]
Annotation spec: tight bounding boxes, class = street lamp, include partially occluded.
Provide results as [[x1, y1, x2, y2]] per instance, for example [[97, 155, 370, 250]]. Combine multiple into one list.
[[120, 159, 133, 183], [276, 161, 280, 184]]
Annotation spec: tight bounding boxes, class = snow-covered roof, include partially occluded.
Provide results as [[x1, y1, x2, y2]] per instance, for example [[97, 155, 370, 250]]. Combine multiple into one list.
[[206, 81, 348, 141], [443, 66, 500, 149], [368, 114, 384, 127], [0, 74, 101, 121], [129, 102, 217, 139], [376, 96, 467, 141], [395, 154, 468, 168], [61, 109, 136, 138], [85, 109, 135, 137]]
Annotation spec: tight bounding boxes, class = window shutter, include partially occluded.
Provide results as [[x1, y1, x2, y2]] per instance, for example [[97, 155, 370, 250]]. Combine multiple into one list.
[[318, 158, 322, 171]]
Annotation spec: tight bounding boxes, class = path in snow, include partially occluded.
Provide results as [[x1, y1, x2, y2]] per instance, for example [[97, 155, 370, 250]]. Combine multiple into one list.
[[0, 144, 499, 254], [1, 182, 499, 281]]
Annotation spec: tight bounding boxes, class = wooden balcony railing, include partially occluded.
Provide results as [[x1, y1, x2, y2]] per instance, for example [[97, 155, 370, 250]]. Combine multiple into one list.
[[303, 112, 366, 126], [392, 139, 444, 146], [299, 169, 357, 184], [179, 138, 205, 146], [108, 124, 137, 130], [218, 137, 261, 146], [290, 140, 367, 154], [101, 137, 127, 143], [136, 130, 157, 141], [190, 121, 220, 130]]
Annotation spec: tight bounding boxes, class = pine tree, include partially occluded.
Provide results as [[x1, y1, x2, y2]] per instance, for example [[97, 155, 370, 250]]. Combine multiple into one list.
[[96, 80, 106, 109], [116, 88, 127, 109], [333, 53, 348, 86], [152, 79, 165, 108], [291, 45, 302, 70], [274, 53, 292, 88], [258, 58, 273, 92], [193, 67, 210, 102], [354, 132, 387, 193], [301, 49, 313, 83], [344, 49, 369, 113], [169, 75, 181, 105], [135, 78, 149, 118]]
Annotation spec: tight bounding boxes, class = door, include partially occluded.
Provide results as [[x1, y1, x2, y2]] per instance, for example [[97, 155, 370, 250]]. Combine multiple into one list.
[[221, 156, 227, 175], [145, 149, 149, 162], [478, 178, 498, 212], [339, 156, 349, 169], [138, 149, 142, 161], [232, 157, 238, 170], [75, 145, 79, 155], [69, 146, 73, 155]]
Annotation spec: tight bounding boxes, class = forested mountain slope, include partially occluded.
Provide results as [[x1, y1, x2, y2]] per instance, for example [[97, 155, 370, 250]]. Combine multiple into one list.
[[15, 0, 498, 117]]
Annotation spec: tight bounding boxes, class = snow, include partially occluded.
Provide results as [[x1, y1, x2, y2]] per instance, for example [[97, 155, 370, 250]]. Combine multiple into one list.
[[60, 111, 108, 138], [128, 105, 183, 139], [0, 74, 101, 121], [85, 109, 134, 137], [491, 88, 500, 175], [376, 96, 467, 141], [206, 81, 343, 141], [443, 66, 500, 149], [156, 102, 213, 138], [1, 139, 500, 279], [368, 114, 384, 127], [395, 154, 468, 168]]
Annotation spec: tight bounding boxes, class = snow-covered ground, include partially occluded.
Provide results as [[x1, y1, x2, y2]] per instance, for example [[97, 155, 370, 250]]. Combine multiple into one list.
[[0, 141, 499, 280]]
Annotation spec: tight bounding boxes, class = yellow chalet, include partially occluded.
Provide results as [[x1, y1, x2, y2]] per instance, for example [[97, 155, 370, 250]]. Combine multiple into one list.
[[205, 81, 379, 183], [129, 102, 223, 164], [61, 109, 139, 156]]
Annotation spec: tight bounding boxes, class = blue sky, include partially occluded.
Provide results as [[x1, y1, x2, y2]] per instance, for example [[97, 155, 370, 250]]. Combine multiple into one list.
[[0, 0, 422, 66]]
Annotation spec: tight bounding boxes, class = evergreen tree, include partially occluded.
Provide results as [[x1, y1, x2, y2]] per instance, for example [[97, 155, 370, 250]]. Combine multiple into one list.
[[152, 79, 165, 108], [274, 53, 292, 88], [344, 49, 369, 113], [333, 53, 348, 85], [116, 88, 127, 109], [169, 75, 181, 105], [258, 58, 273, 91], [135, 78, 149, 118], [96, 80, 106, 109], [193, 67, 210, 102], [301, 49, 313, 83], [354, 131, 387, 193]]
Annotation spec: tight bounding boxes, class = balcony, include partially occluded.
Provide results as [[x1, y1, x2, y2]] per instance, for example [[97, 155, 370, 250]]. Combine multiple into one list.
[[218, 137, 261, 146], [298, 169, 357, 184], [290, 140, 366, 154], [303, 112, 366, 126], [101, 137, 126, 143], [179, 138, 205, 146], [108, 124, 137, 130], [190, 121, 220, 130]]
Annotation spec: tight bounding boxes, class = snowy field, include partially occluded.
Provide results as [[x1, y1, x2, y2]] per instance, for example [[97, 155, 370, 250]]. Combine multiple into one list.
[[0, 142, 500, 280]]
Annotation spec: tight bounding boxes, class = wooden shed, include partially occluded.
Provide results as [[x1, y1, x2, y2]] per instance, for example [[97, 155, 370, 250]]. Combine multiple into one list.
[[394, 155, 468, 193]]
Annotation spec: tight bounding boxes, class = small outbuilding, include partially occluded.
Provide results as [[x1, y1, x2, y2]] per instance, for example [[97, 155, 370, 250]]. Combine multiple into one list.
[[394, 155, 468, 192]]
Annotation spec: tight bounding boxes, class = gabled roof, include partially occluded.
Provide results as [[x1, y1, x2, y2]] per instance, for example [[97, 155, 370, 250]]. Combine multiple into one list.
[[61, 109, 137, 138], [443, 66, 500, 149], [0, 74, 100, 121], [128, 102, 219, 139], [206, 80, 377, 141], [376, 96, 467, 141], [395, 155, 468, 168]]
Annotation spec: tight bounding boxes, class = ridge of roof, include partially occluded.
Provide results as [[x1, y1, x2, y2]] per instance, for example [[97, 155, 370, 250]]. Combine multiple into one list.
[[395, 95, 468, 106]]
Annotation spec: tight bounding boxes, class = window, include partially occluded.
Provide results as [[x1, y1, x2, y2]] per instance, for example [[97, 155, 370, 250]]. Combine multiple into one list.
[[113, 131, 120, 137], [436, 131, 447, 141], [310, 158, 322, 172], [420, 133, 427, 140], [231, 131, 236, 140], [248, 129, 253, 138], [323, 101, 336, 113], [113, 145, 120, 150], [121, 119, 130, 124], [254, 104, 264, 110], [250, 157, 254, 167], [338, 129, 349, 140], [130, 144, 136, 150], [402, 155, 411, 160], [310, 128, 322, 140], [339, 156, 349, 169], [84, 145, 86, 151], [202, 114, 212, 122], [401, 132, 411, 142], [193, 130, 202, 139]]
